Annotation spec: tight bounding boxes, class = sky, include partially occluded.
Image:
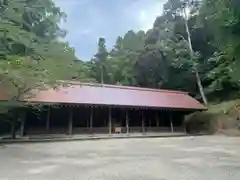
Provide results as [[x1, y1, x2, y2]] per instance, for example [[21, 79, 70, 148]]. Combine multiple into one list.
[[55, 0, 167, 60]]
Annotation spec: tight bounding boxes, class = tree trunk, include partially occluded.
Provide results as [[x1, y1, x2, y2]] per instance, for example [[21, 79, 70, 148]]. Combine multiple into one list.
[[100, 65, 104, 84], [196, 70, 208, 105], [183, 7, 208, 105]]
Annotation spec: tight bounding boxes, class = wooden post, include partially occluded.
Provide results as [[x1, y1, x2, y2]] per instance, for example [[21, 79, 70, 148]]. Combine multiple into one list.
[[46, 106, 51, 131], [90, 106, 93, 131], [170, 111, 174, 133], [108, 107, 112, 134], [86, 111, 89, 128], [142, 110, 145, 133], [126, 109, 129, 134], [156, 111, 159, 127], [20, 110, 26, 137], [68, 108, 73, 135]]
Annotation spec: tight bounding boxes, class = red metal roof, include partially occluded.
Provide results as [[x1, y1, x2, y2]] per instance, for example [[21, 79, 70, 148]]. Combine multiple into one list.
[[28, 82, 205, 110]]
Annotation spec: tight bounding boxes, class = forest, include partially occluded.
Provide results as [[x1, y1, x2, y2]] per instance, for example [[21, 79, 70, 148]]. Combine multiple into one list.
[[0, 0, 240, 136], [84, 0, 240, 104]]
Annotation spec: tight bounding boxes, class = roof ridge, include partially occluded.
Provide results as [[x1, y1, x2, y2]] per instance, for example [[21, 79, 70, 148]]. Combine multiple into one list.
[[61, 81, 188, 95]]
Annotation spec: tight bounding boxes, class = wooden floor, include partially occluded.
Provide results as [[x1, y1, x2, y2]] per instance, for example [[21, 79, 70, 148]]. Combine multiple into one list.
[[0, 132, 187, 143], [29, 132, 186, 138], [25, 126, 185, 135]]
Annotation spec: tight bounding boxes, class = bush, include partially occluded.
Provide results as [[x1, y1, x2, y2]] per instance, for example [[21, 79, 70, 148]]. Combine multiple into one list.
[[185, 99, 240, 135], [185, 112, 219, 134]]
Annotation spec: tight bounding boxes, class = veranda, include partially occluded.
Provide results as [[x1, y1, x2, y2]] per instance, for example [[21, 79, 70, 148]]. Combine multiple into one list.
[[22, 104, 188, 136]]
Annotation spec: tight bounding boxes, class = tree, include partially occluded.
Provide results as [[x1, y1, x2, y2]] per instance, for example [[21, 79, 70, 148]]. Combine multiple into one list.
[[134, 28, 169, 88], [92, 38, 109, 84], [108, 31, 145, 85], [200, 0, 240, 81], [86, 0, 239, 103], [0, 0, 79, 138], [163, 0, 208, 105], [0, 43, 76, 138], [0, 0, 66, 59]]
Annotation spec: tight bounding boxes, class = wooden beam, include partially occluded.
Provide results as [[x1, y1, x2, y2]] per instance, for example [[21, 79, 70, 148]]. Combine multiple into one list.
[[108, 107, 112, 134], [126, 109, 129, 134], [68, 108, 73, 135]]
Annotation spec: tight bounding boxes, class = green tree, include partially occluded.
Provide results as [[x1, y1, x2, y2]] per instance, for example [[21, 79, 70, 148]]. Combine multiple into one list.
[[0, 0, 80, 138], [200, 0, 240, 81], [87, 0, 240, 103], [92, 37, 109, 84], [108, 31, 145, 85], [163, 0, 208, 105], [0, 0, 66, 59], [0, 43, 76, 138]]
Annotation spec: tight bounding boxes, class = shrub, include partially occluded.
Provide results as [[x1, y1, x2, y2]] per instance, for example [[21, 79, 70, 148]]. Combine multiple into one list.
[[185, 112, 219, 134], [185, 99, 240, 135]]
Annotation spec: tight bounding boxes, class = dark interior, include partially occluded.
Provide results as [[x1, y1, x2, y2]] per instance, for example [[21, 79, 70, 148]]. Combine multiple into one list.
[[24, 104, 187, 135]]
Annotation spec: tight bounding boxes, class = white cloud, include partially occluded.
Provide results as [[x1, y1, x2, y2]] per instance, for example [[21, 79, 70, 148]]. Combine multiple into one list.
[[53, 0, 168, 60], [79, 29, 91, 35], [123, 0, 166, 31], [138, 9, 155, 30], [137, 1, 166, 31]]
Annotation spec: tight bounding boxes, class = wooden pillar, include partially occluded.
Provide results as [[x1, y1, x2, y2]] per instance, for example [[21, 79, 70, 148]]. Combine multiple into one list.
[[20, 110, 26, 137], [108, 107, 112, 134], [170, 111, 174, 133], [90, 106, 93, 131], [86, 111, 89, 128], [156, 111, 159, 127], [126, 109, 129, 134], [68, 108, 73, 135], [46, 106, 51, 131], [141, 110, 145, 133]]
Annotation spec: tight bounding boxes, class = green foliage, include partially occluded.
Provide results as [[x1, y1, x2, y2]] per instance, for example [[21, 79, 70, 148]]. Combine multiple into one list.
[[200, 0, 240, 80], [91, 37, 109, 83], [109, 31, 144, 85], [185, 99, 240, 134], [0, 53, 74, 100], [0, 0, 66, 58], [0, 0, 85, 103], [185, 111, 218, 134], [88, 0, 239, 102], [0, 0, 239, 137], [1, 0, 239, 115], [0, 0, 90, 137]]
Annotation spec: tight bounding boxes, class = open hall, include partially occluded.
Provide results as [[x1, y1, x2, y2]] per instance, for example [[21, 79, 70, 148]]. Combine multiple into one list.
[[19, 82, 205, 136]]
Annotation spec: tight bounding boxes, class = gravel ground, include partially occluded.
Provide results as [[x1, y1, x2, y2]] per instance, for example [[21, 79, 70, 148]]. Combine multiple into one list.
[[0, 136, 240, 180]]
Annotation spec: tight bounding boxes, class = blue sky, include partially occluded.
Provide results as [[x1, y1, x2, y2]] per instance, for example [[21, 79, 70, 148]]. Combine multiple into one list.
[[55, 0, 167, 60]]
